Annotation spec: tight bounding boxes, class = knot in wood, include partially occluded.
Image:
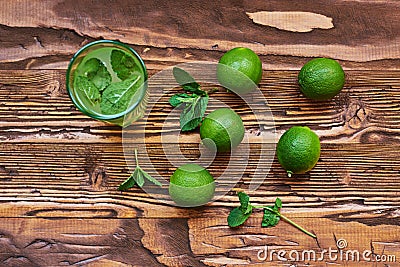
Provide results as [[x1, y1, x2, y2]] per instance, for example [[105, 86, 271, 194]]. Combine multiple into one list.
[[345, 99, 369, 130], [46, 80, 61, 97]]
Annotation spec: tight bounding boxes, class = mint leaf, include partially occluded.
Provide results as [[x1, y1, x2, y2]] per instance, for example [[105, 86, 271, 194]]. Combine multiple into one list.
[[141, 169, 162, 186], [228, 192, 253, 228], [169, 93, 196, 107], [100, 76, 141, 115], [182, 83, 204, 95], [262, 208, 280, 227], [173, 67, 205, 95], [238, 192, 252, 214], [74, 76, 101, 105], [118, 171, 137, 191], [82, 58, 100, 75], [118, 167, 144, 190], [83, 58, 111, 91], [275, 198, 283, 209], [262, 198, 282, 228], [111, 49, 140, 80], [92, 64, 111, 92], [173, 67, 197, 87], [228, 207, 252, 227], [180, 95, 208, 131], [134, 168, 145, 187]]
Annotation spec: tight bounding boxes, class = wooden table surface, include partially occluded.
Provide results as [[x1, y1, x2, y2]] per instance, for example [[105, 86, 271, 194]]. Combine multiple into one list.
[[1, 1, 400, 266]]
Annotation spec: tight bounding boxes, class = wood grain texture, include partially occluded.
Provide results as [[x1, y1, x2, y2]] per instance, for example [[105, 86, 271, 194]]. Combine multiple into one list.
[[1, 70, 399, 144], [1, 0, 400, 70], [0, 214, 399, 266], [0, 0, 400, 266]]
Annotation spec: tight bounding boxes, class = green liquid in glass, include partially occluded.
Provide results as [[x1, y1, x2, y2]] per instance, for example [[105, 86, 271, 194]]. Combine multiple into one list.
[[73, 47, 146, 117]]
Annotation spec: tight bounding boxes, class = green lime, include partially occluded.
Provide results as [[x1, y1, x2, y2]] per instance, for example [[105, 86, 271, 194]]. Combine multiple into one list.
[[276, 126, 320, 177], [298, 58, 345, 100], [217, 47, 262, 94], [169, 163, 215, 207], [200, 108, 245, 152]]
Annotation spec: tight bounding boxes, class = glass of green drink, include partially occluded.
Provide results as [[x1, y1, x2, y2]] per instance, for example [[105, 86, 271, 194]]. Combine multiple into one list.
[[66, 40, 148, 127]]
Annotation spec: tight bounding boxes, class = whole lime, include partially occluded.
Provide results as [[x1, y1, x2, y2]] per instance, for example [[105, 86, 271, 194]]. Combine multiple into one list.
[[200, 108, 245, 152], [276, 126, 320, 177], [169, 163, 215, 207], [298, 58, 345, 100], [217, 47, 262, 94]]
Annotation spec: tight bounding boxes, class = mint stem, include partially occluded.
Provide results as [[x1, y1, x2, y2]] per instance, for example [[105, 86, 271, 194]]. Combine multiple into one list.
[[264, 207, 316, 239], [134, 149, 139, 167]]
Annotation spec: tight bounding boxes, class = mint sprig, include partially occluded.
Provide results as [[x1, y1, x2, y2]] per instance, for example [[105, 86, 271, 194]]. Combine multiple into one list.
[[118, 149, 162, 190], [228, 192, 316, 239], [169, 67, 209, 131]]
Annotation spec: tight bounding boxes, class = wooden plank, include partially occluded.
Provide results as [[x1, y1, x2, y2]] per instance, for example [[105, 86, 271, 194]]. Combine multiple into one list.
[[1, 70, 399, 144], [1, 0, 400, 70], [0, 142, 399, 220], [0, 214, 399, 266]]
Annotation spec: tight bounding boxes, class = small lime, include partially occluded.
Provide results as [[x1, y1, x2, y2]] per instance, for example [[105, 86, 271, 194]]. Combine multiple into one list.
[[169, 163, 215, 207], [298, 58, 345, 100], [276, 126, 320, 176], [217, 47, 262, 94], [200, 108, 245, 152]]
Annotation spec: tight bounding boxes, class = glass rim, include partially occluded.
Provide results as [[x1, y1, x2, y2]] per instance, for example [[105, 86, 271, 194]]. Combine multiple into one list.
[[66, 39, 148, 121]]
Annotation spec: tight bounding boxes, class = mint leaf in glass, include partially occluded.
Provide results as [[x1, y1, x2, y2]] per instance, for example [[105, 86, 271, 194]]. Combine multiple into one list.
[[91, 63, 112, 92], [83, 58, 111, 91], [111, 49, 140, 81], [74, 76, 101, 105], [100, 76, 141, 115], [82, 58, 100, 75]]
